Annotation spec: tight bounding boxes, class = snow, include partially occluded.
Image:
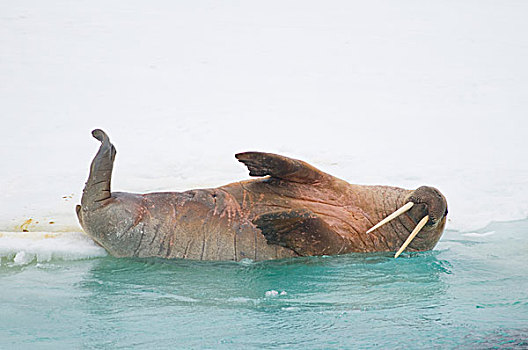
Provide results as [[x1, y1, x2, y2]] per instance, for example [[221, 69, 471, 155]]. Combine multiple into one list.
[[1, 0, 527, 235], [0, 231, 107, 266]]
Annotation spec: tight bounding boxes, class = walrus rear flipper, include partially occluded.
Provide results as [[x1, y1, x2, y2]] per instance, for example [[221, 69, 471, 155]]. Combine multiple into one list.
[[80, 129, 116, 210], [254, 209, 346, 256], [235, 152, 330, 184]]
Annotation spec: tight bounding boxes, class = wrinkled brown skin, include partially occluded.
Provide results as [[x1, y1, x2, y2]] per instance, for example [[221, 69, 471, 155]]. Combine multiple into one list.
[[77, 130, 448, 261]]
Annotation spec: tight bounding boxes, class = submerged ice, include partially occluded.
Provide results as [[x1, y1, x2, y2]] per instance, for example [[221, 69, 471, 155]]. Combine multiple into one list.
[[0, 231, 106, 266]]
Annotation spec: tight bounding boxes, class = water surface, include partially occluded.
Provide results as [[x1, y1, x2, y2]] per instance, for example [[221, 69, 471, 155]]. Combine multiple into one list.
[[1, 220, 527, 349]]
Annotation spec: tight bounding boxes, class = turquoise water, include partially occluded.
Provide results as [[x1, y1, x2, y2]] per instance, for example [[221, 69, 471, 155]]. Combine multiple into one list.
[[1, 220, 527, 349]]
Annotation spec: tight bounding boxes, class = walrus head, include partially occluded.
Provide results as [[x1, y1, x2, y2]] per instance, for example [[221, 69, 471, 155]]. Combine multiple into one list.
[[367, 185, 448, 257], [407, 186, 448, 225]]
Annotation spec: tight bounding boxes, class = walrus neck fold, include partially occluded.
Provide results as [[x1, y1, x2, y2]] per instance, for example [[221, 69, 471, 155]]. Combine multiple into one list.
[[80, 129, 116, 210]]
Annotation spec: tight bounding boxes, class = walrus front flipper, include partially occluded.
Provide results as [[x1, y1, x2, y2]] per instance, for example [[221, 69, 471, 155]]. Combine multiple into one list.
[[235, 152, 330, 184], [80, 129, 116, 210], [254, 209, 346, 256]]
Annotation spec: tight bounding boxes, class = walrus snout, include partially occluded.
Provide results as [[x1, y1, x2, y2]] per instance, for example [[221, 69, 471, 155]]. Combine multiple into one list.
[[406, 186, 448, 225]]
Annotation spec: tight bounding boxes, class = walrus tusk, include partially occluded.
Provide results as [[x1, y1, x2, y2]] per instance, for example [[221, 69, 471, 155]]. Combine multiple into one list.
[[394, 215, 429, 258], [366, 202, 415, 234]]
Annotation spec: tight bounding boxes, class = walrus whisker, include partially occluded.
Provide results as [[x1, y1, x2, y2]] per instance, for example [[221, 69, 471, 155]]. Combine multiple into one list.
[[394, 215, 429, 258], [366, 202, 414, 234]]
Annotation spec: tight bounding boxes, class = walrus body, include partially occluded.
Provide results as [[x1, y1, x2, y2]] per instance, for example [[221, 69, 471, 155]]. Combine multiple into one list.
[[77, 130, 448, 261]]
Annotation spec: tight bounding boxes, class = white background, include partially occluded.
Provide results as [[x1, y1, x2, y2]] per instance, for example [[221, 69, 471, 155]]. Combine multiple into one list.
[[1, 0, 527, 233]]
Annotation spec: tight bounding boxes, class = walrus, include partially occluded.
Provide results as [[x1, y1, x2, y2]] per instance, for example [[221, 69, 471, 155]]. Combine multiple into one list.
[[76, 129, 448, 261]]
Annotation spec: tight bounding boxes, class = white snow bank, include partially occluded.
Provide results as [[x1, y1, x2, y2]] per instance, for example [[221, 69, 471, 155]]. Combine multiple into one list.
[[1, 0, 527, 234], [0, 231, 107, 266]]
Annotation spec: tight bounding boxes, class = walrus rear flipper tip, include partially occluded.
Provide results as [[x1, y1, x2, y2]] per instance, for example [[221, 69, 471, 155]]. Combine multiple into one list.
[[81, 128, 116, 208], [92, 129, 109, 142]]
